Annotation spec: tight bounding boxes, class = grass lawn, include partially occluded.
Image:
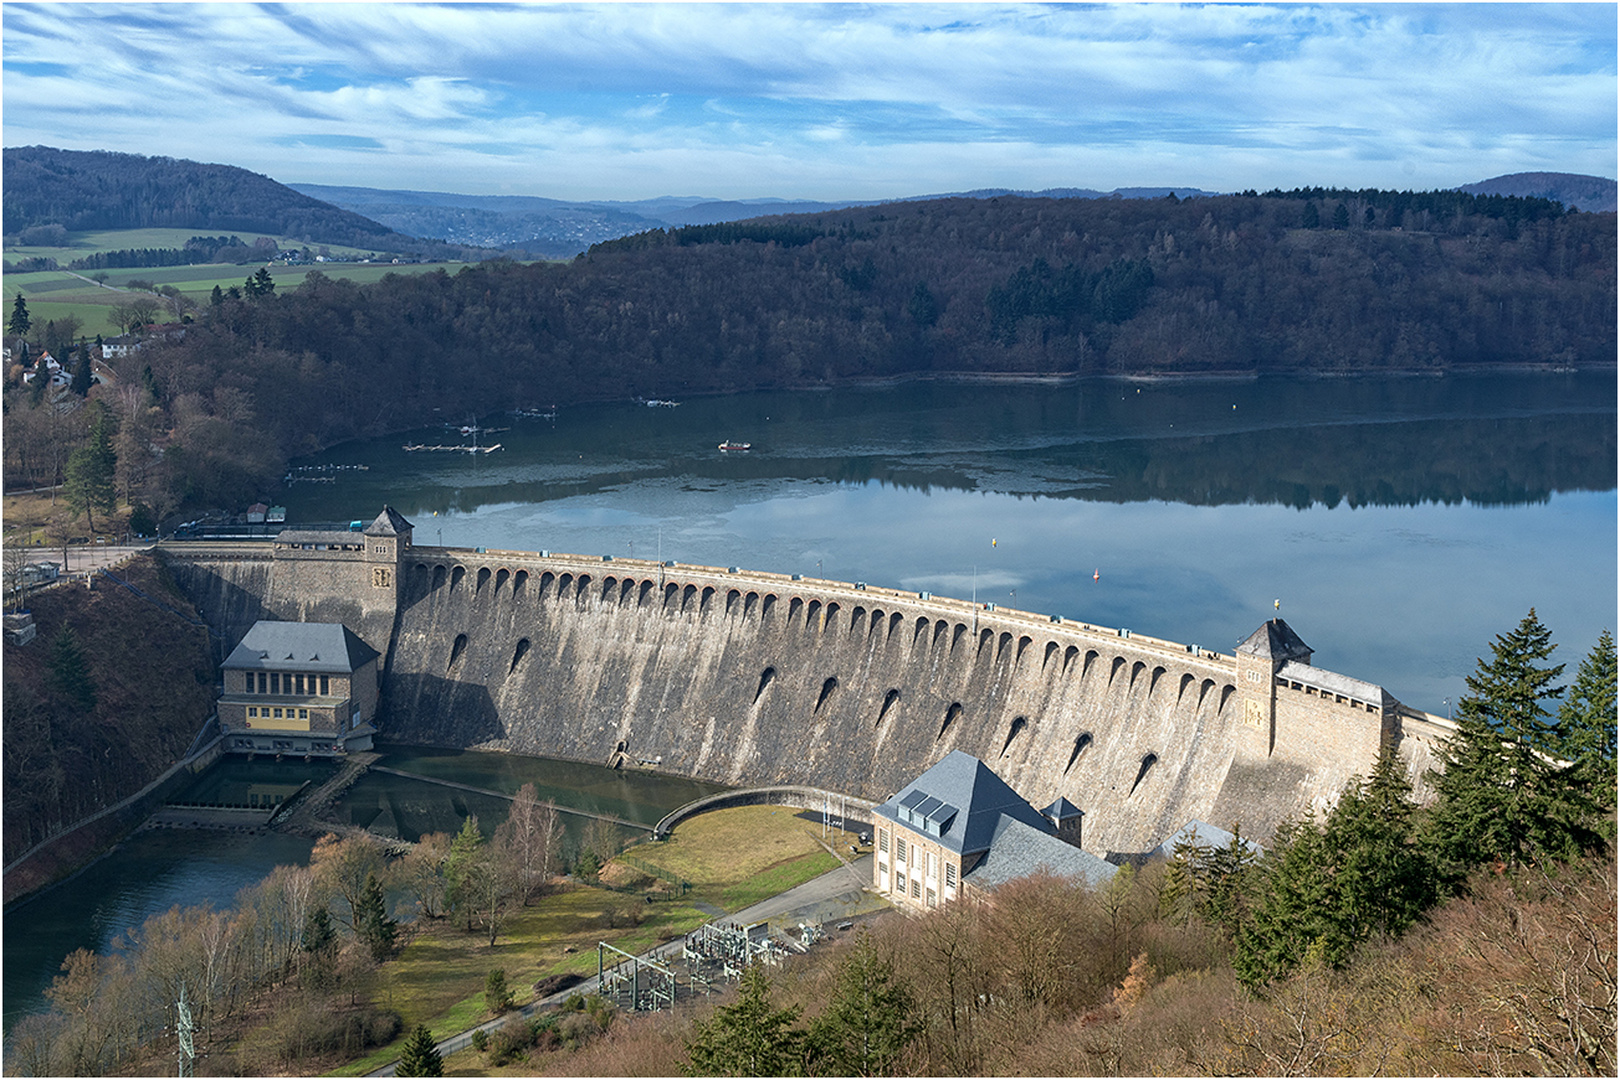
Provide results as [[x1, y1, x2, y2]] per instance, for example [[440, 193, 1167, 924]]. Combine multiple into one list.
[[643, 804, 848, 910], [331, 805, 849, 1076], [2, 489, 124, 545]]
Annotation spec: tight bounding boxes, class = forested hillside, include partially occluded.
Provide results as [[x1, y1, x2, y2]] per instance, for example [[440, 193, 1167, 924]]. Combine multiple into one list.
[[2, 554, 215, 879], [4, 188, 1613, 512], [2, 146, 471, 259]]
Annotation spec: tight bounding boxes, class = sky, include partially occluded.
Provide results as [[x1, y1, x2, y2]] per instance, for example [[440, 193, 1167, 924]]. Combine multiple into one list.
[[3, 3, 1615, 202]]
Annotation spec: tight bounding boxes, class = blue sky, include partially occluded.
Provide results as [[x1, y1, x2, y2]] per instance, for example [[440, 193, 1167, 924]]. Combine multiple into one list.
[[3, 3, 1615, 201]]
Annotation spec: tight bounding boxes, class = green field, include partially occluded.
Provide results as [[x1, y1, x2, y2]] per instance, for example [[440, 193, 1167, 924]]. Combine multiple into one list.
[[5, 226, 382, 264], [3, 254, 477, 335]]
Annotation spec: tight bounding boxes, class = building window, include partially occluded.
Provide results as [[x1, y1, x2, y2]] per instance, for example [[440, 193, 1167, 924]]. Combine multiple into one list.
[[298, 708, 309, 719], [896, 837, 907, 863], [248, 707, 258, 718], [945, 862, 957, 887], [244, 676, 254, 694], [878, 828, 889, 854], [320, 675, 330, 695], [926, 887, 936, 907], [273, 707, 283, 719], [257, 672, 267, 693], [911, 879, 921, 899], [270, 673, 281, 695], [295, 674, 306, 695], [928, 851, 937, 878]]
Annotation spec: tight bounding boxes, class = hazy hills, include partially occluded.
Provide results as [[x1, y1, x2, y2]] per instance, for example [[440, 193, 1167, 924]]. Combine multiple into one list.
[[6, 144, 1610, 262], [289, 182, 1226, 257], [293, 175, 1609, 257], [1459, 172, 1616, 213]]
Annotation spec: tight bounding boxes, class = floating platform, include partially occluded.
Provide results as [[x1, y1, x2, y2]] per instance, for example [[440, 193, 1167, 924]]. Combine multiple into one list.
[[402, 443, 505, 454]]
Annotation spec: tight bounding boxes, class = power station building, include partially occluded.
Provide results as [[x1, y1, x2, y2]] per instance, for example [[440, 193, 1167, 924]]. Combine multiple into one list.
[[219, 620, 381, 755], [873, 750, 1118, 909]]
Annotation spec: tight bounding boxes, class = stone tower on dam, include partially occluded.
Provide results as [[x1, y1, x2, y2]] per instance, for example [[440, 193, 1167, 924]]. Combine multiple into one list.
[[161, 506, 1457, 857]]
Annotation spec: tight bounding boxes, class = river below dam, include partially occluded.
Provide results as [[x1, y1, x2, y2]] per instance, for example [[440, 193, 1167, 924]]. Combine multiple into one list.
[[6, 371, 1615, 1031], [2, 748, 726, 1029]]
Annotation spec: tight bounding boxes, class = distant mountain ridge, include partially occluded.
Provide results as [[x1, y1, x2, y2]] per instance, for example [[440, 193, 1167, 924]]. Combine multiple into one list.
[[1460, 172, 1616, 213], [289, 182, 1226, 255], [7, 146, 1611, 261], [1, 146, 476, 259], [293, 176, 1607, 256]]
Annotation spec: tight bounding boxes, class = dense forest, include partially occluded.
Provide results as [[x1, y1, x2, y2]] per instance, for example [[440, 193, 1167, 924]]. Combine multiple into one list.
[[3, 187, 1614, 513], [1, 146, 479, 260], [1, 552, 215, 870]]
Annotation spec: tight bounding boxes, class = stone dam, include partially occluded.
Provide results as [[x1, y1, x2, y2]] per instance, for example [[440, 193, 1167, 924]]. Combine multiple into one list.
[[161, 518, 1456, 857]]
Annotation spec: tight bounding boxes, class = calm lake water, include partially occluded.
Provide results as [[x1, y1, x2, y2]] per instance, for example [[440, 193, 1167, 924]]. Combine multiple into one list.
[[7, 372, 1614, 1030], [281, 372, 1617, 716]]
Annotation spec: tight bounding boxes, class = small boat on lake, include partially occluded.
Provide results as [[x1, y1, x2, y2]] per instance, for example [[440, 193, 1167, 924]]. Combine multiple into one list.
[[718, 440, 752, 452]]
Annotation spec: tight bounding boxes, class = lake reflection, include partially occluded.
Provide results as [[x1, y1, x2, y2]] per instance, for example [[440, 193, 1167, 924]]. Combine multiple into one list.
[[280, 372, 1616, 715]]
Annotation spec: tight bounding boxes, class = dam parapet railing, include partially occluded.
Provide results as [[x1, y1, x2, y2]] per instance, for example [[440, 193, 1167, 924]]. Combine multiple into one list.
[[653, 785, 880, 840], [414, 544, 1240, 671]]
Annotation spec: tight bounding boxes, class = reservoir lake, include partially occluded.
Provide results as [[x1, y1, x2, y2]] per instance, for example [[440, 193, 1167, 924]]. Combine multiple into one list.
[[285, 371, 1615, 716], [6, 371, 1614, 1026]]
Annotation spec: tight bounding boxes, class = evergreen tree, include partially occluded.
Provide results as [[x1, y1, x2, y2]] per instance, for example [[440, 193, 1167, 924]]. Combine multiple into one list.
[[808, 934, 919, 1076], [69, 341, 92, 397], [1329, 747, 1436, 940], [63, 406, 117, 531], [485, 967, 512, 1014], [301, 905, 336, 955], [1558, 630, 1617, 777], [1423, 609, 1597, 884], [1332, 202, 1352, 230], [1234, 813, 1339, 987], [1235, 748, 1436, 988], [1301, 201, 1320, 228], [1159, 824, 1257, 939], [444, 815, 484, 930], [907, 281, 939, 328], [356, 871, 398, 960], [396, 1024, 443, 1077], [244, 267, 276, 298], [9, 293, 30, 340], [685, 964, 806, 1076], [1555, 629, 1617, 836], [48, 624, 97, 711], [210, 284, 224, 306]]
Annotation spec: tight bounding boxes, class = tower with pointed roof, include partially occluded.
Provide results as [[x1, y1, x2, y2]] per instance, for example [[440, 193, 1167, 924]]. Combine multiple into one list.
[[1234, 617, 1313, 759], [362, 505, 413, 595]]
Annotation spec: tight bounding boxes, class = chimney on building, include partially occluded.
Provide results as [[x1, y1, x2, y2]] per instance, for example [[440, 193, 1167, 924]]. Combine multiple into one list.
[[1041, 796, 1084, 849]]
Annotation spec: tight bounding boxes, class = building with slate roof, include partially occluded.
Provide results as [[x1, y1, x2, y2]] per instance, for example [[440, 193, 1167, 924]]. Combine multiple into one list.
[[219, 620, 381, 755], [873, 750, 1116, 909]]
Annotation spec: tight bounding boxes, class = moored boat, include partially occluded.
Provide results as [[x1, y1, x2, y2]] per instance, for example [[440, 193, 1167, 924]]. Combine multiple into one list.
[[718, 440, 752, 452]]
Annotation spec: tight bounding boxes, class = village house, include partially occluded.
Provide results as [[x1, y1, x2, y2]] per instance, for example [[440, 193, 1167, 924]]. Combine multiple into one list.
[[218, 620, 381, 756], [872, 750, 1117, 910]]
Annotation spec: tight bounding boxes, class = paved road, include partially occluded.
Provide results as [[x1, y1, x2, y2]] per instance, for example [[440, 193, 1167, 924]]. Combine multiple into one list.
[[13, 542, 152, 575], [367, 855, 886, 1076]]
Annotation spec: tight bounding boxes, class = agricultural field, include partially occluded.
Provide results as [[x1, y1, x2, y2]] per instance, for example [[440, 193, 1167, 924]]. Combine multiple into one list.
[[3, 227, 482, 336], [5, 226, 380, 265]]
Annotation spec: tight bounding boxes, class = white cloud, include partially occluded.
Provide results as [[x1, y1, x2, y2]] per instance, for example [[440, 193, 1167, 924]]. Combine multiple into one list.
[[3, 3, 1612, 200]]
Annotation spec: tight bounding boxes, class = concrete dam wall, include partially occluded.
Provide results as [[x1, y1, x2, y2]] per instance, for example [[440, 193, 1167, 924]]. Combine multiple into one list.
[[161, 533, 1453, 857]]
